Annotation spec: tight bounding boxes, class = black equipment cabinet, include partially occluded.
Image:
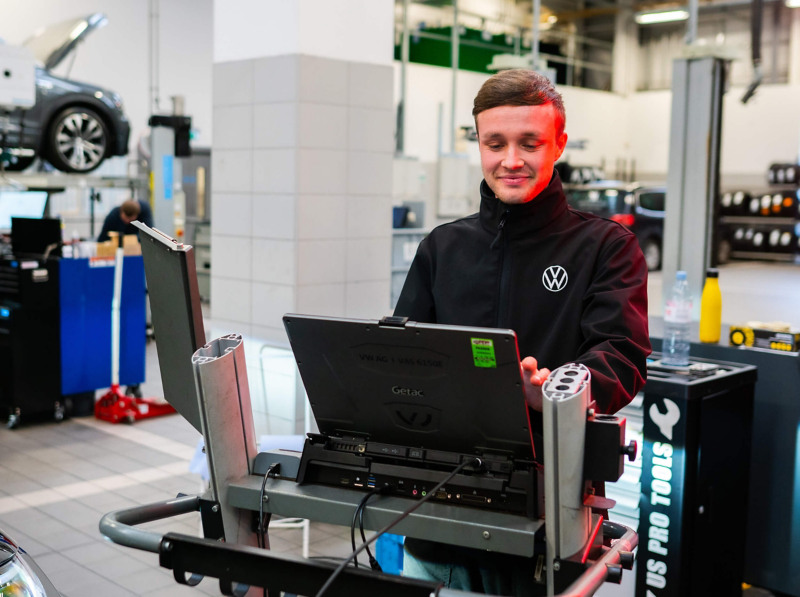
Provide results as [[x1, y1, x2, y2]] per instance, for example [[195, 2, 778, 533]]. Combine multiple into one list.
[[636, 354, 756, 597], [0, 256, 63, 426]]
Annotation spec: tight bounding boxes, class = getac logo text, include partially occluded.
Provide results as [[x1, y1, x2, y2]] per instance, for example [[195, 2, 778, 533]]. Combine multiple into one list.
[[392, 386, 424, 397]]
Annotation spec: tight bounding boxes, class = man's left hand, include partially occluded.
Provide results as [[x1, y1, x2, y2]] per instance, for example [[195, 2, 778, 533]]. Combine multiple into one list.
[[521, 356, 551, 412]]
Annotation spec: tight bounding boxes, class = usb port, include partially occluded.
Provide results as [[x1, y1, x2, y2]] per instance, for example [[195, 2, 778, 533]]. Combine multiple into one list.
[[354, 483, 364, 488], [367, 476, 376, 488]]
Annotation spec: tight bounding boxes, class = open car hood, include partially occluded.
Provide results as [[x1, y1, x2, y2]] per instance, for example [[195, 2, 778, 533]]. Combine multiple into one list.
[[22, 12, 107, 71]]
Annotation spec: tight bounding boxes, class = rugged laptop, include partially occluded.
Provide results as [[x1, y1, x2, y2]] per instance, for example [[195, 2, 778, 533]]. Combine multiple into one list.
[[284, 314, 542, 518]]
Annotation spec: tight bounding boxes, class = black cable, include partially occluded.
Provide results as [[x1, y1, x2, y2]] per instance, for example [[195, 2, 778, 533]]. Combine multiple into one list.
[[350, 488, 381, 569], [358, 492, 383, 571], [258, 463, 280, 597], [314, 457, 482, 597], [257, 463, 280, 549]]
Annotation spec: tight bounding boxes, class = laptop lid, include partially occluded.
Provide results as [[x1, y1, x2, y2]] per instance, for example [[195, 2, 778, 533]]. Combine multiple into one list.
[[284, 314, 534, 461], [133, 221, 206, 433]]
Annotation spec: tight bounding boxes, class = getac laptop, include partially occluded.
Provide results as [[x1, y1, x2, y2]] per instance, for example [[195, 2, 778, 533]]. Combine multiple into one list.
[[284, 314, 542, 518]]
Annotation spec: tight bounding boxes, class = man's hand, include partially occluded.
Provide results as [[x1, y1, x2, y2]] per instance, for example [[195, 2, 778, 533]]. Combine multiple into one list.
[[521, 357, 551, 412]]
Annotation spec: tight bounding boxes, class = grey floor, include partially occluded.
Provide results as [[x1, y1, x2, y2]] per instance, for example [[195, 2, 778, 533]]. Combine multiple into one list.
[[0, 342, 355, 597]]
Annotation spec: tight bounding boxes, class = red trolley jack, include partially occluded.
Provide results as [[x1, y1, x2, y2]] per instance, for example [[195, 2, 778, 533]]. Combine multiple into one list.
[[95, 244, 175, 424], [95, 384, 175, 424]]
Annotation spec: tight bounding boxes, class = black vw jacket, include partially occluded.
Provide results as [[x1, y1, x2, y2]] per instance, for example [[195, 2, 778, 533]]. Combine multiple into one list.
[[395, 170, 651, 416]]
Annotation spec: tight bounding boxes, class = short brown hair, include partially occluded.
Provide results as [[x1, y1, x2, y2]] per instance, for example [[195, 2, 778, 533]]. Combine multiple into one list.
[[473, 69, 566, 136], [121, 200, 141, 219]]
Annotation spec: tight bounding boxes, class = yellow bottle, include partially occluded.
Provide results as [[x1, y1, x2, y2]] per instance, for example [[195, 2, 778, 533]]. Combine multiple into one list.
[[699, 268, 722, 343]]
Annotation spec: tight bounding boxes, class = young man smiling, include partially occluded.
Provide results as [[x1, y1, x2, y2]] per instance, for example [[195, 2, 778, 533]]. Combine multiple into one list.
[[394, 70, 650, 594]]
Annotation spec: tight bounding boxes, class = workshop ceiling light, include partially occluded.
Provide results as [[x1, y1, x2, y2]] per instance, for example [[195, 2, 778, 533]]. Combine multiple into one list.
[[786, 0, 800, 8], [635, 9, 689, 24]]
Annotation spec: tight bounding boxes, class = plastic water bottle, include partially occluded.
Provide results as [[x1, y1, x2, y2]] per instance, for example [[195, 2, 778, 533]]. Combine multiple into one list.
[[663, 271, 692, 366]]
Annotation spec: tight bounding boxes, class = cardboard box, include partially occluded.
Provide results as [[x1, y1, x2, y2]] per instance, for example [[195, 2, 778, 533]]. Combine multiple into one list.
[[123, 234, 141, 255], [96, 233, 141, 258], [96, 239, 116, 258]]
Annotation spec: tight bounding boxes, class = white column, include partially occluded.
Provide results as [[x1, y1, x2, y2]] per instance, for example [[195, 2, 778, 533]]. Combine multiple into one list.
[[211, 0, 395, 434], [612, 0, 638, 95], [789, 8, 800, 86]]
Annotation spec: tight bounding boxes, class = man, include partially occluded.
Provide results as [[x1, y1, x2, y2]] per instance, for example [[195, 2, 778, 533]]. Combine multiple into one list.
[[97, 199, 153, 242], [395, 70, 650, 593]]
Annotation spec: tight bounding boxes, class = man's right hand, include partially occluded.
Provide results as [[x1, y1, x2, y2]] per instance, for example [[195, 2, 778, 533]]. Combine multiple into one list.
[[521, 356, 551, 412]]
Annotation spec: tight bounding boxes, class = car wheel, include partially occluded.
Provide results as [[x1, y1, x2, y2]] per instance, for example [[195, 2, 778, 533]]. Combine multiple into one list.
[[46, 106, 109, 173], [2, 155, 36, 172], [643, 238, 662, 271], [717, 239, 731, 265]]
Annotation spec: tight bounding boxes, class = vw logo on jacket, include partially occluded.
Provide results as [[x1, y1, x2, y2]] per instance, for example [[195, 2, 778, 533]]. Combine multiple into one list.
[[542, 265, 568, 292]]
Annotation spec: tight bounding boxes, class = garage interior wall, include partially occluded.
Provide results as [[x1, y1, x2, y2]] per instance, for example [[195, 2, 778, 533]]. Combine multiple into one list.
[[4, 2, 800, 193], [396, 61, 800, 186]]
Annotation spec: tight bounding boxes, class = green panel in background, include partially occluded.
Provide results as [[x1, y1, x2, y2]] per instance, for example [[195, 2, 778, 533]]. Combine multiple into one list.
[[394, 26, 566, 81]]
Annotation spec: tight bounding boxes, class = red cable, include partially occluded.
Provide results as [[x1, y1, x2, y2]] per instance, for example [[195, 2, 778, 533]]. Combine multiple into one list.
[[581, 515, 604, 564]]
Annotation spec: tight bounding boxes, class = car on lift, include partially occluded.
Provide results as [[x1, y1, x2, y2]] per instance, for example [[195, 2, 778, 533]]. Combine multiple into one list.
[[1, 527, 62, 595], [564, 181, 666, 271], [2, 13, 130, 174]]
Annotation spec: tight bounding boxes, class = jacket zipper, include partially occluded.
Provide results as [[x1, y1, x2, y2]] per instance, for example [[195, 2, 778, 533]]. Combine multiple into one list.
[[495, 210, 512, 328], [489, 212, 507, 250]]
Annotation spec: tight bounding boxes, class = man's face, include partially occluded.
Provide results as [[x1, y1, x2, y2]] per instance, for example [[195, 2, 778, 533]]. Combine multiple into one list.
[[120, 213, 134, 224], [476, 103, 568, 205]]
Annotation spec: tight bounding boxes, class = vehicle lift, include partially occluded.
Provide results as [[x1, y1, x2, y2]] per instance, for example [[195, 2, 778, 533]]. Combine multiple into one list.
[[99, 332, 637, 596]]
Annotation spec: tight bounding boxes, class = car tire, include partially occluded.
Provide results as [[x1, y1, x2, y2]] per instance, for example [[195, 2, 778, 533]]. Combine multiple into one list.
[[717, 239, 732, 265], [643, 238, 662, 271], [2, 155, 36, 172], [45, 106, 110, 173]]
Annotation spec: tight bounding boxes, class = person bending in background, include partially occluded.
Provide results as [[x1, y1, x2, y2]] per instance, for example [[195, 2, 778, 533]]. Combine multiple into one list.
[[97, 199, 153, 242], [394, 69, 651, 595]]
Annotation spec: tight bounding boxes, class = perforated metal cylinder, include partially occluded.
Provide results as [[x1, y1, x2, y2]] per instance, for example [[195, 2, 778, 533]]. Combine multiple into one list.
[[193, 334, 258, 548], [542, 363, 592, 592]]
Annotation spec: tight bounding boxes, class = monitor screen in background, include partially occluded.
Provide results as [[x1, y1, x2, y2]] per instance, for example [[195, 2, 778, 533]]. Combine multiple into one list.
[[11, 217, 62, 257], [0, 191, 49, 231]]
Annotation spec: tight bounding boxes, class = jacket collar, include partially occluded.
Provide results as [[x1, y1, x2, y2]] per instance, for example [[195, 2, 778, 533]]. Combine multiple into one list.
[[479, 169, 568, 237]]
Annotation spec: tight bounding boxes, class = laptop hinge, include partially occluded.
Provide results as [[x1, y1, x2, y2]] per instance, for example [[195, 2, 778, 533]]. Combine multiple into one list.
[[379, 316, 409, 328]]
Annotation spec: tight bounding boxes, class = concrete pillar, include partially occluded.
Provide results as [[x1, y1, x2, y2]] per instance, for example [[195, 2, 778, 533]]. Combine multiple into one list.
[[211, 0, 395, 434], [662, 58, 725, 319], [612, 0, 638, 95]]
